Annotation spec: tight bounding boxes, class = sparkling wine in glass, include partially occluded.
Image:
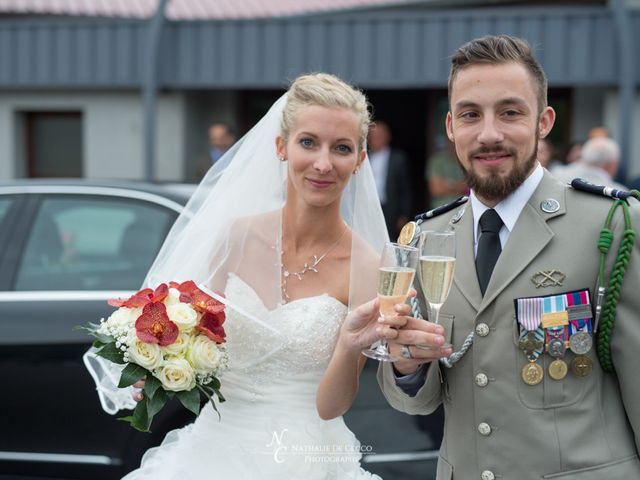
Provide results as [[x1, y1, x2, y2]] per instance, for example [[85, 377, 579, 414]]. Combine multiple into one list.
[[362, 242, 419, 362], [418, 231, 456, 350]]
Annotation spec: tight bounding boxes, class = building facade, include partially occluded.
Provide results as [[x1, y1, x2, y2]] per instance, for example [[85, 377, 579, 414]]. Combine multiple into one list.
[[1, 1, 638, 202]]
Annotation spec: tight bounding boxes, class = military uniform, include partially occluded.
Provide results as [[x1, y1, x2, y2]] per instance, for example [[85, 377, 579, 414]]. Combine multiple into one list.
[[378, 171, 640, 479]]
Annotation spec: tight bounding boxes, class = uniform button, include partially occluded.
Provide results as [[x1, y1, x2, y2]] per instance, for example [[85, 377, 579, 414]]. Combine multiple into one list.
[[475, 373, 489, 387], [481, 470, 495, 480], [476, 323, 490, 337], [478, 422, 492, 436]]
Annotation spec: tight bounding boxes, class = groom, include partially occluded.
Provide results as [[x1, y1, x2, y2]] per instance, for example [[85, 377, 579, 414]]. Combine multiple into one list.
[[378, 34, 640, 479]]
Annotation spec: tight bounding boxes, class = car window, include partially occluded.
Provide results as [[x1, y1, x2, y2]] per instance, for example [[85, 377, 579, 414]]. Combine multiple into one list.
[[0, 198, 12, 224], [14, 196, 176, 291]]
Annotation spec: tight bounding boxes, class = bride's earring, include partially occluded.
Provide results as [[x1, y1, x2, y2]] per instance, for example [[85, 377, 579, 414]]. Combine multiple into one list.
[[278, 155, 286, 162]]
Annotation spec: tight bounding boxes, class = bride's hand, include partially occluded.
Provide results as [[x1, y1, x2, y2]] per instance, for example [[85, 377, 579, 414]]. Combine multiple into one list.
[[132, 379, 145, 402], [339, 295, 412, 352]]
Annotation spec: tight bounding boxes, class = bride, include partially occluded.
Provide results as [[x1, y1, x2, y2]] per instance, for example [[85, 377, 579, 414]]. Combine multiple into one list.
[[85, 73, 393, 479]]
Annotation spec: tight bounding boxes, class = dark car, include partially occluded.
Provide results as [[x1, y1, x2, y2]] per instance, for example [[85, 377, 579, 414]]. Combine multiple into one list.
[[0, 180, 197, 479], [0, 179, 442, 480]]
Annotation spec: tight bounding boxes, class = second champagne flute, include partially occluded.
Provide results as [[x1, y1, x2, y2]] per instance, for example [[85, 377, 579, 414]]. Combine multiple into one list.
[[362, 242, 419, 362], [418, 230, 456, 350]]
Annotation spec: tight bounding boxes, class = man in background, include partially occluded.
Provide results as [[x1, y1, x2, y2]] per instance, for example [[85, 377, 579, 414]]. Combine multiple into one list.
[[368, 120, 412, 239], [426, 138, 467, 208], [552, 136, 627, 190], [194, 122, 237, 180]]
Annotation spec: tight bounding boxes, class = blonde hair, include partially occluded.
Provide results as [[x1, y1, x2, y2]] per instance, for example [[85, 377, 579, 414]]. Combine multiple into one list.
[[281, 73, 371, 151]]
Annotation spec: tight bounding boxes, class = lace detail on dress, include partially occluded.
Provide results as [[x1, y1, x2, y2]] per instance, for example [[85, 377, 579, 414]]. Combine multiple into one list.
[[223, 274, 347, 388]]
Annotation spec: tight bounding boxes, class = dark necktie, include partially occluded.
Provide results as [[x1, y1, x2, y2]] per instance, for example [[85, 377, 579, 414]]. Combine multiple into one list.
[[476, 209, 504, 296]]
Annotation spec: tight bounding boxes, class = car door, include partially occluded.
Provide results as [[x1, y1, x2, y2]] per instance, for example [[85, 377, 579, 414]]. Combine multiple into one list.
[[0, 188, 192, 479]]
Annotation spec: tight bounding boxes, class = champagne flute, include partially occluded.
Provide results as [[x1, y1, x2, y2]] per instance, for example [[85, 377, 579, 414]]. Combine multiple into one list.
[[362, 242, 419, 362], [418, 231, 456, 350]]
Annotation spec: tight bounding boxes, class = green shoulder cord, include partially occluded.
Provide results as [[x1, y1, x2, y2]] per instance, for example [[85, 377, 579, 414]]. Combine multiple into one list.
[[596, 190, 640, 372]]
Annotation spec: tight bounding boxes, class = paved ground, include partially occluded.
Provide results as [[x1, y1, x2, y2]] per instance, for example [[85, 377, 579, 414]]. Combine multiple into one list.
[[343, 361, 443, 479]]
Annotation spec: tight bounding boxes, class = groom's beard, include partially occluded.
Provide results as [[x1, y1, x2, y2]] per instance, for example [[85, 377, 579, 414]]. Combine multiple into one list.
[[460, 140, 538, 203]]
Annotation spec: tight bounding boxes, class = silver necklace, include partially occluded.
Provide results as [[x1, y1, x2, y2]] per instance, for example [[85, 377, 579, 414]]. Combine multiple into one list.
[[281, 224, 348, 302]]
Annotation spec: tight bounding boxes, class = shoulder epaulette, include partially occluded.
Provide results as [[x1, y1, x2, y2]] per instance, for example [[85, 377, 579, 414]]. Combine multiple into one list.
[[570, 178, 632, 201], [414, 195, 469, 222]]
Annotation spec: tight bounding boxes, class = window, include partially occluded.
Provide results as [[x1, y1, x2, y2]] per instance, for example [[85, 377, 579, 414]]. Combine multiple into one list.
[[15, 196, 175, 291], [24, 112, 82, 178]]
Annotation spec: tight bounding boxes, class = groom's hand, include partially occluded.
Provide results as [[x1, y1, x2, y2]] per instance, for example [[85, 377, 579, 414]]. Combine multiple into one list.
[[386, 319, 452, 375]]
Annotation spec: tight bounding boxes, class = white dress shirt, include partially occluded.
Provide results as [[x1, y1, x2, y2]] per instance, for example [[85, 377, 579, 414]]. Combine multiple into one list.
[[470, 163, 544, 257]]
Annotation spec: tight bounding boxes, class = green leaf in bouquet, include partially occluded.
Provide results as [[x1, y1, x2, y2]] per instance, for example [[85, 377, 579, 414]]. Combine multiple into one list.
[[213, 387, 226, 404], [208, 377, 222, 390], [119, 396, 152, 433], [176, 388, 201, 416], [147, 388, 168, 419], [118, 363, 148, 388], [95, 342, 126, 364], [197, 384, 221, 420], [143, 374, 162, 400], [74, 322, 114, 344]]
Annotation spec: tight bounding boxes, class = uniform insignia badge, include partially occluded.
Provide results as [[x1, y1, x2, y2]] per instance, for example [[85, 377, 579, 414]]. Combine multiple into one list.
[[540, 198, 560, 213], [531, 270, 566, 288], [450, 208, 464, 224]]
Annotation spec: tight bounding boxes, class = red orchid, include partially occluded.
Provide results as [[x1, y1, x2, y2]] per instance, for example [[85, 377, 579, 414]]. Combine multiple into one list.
[[196, 311, 226, 344], [135, 302, 179, 346], [109, 283, 169, 308], [173, 281, 226, 316]]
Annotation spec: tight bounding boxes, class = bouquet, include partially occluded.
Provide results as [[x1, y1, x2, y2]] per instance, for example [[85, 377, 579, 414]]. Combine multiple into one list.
[[83, 281, 228, 432]]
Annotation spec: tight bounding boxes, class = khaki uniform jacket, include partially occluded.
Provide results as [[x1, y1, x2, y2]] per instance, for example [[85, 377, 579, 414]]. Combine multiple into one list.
[[378, 172, 640, 480]]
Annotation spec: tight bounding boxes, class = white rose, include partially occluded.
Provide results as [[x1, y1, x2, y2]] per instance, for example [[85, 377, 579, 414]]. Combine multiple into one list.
[[161, 332, 190, 357], [105, 307, 135, 330], [128, 339, 163, 370], [102, 307, 142, 338], [166, 303, 198, 332], [187, 335, 223, 374], [155, 358, 196, 392], [165, 288, 182, 306]]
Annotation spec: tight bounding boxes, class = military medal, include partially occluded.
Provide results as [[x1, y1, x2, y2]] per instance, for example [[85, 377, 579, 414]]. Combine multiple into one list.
[[517, 289, 594, 381], [397, 221, 417, 246], [522, 362, 544, 385], [548, 358, 568, 380], [569, 331, 593, 355], [571, 355, 593, 377], [516, 296, 546, 386], [545, 326, 568, 380]]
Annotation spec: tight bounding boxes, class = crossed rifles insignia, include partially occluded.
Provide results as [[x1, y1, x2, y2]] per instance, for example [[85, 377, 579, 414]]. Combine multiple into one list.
[[531, 270, 566, 288]]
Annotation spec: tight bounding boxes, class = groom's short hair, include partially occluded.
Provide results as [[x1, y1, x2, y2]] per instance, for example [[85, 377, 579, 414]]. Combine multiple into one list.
[[448, 34, 548, 114]]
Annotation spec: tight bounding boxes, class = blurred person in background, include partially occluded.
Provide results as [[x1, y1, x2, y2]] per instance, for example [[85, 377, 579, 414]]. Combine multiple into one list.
[[195, 122, 237, 179], [536, 138, 561, 171], [588, 126, 610, 139], [553, 136, 627, 190], [426, 137, 467, 208], [368, 120, 412, 239]]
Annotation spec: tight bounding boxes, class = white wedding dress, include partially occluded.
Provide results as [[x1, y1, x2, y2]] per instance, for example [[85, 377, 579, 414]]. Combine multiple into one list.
[[123, 274, 381, 480]]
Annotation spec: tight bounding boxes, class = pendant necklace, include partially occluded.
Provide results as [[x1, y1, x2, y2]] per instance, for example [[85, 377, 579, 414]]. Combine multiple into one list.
[[281, 224, 348, 302]]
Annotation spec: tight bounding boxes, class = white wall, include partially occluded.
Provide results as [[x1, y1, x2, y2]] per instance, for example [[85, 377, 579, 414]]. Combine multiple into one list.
[[0, 91, 187, 181]]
